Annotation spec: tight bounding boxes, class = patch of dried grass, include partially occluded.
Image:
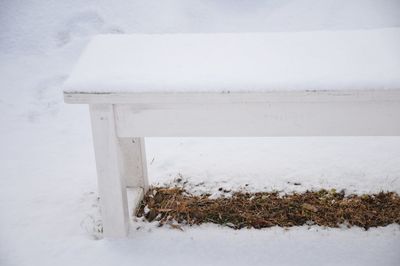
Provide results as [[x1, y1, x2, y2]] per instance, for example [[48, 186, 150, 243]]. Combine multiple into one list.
[[137, 187, 400, 230]]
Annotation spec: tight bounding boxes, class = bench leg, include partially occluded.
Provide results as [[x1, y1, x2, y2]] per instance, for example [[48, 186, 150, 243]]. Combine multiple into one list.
[[119, 137, 149, 192], [89, 104, 129, 237]]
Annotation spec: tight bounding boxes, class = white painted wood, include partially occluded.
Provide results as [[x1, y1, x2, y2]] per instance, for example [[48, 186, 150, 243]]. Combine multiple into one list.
[[110, 93, 400, 137], [114, 102, 400, 137], [119, 137, 148, 191], [64, 90, 400, 105], [127, 187, 144, 218], [89, 104, 129, 237]]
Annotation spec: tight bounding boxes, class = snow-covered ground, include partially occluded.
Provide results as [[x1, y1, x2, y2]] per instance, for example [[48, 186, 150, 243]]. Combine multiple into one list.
[[1, 1, 400, 265]]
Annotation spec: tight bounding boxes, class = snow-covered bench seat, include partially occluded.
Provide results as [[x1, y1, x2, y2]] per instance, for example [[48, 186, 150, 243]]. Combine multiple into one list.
[[63, 29, 400, 237]]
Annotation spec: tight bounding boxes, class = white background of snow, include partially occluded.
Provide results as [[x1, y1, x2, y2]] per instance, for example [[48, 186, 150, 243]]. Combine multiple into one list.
[[1, 1, 400, 265], [63, 29, 400, 93]]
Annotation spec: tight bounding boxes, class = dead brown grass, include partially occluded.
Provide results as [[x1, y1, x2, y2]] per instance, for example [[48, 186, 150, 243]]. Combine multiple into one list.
[[137, 187, 400, 230]]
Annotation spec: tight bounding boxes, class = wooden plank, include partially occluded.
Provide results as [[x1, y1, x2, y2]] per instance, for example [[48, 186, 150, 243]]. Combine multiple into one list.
[[119, 137, 149, 191], [113, 100, 400, 137], [89, 104, 129, 237], [64, 90, 400, 104]]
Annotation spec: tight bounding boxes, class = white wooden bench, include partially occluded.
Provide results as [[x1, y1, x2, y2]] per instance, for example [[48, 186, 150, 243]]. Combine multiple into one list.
[[63, 29, 400, 237]]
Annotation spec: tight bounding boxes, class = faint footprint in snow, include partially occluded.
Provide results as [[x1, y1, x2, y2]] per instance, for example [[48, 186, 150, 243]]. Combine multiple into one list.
[[56, 11, 125, 47], [26, 75, 67, 122], [80, 192, 103, 240], [56, 11, 105, 47], [105, 25, 125, 34], [81, 215, 103, 240]]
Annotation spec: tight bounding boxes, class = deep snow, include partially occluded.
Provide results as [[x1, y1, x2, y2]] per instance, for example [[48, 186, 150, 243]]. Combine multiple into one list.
[[1, 1, 400, 266]]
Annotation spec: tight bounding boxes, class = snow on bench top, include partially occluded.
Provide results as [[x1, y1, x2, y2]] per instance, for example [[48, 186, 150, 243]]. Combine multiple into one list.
[[63, 28, 400, 93]]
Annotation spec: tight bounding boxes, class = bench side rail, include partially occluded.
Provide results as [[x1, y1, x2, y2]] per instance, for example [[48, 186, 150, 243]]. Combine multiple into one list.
[[108, 91, 400, 137]]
